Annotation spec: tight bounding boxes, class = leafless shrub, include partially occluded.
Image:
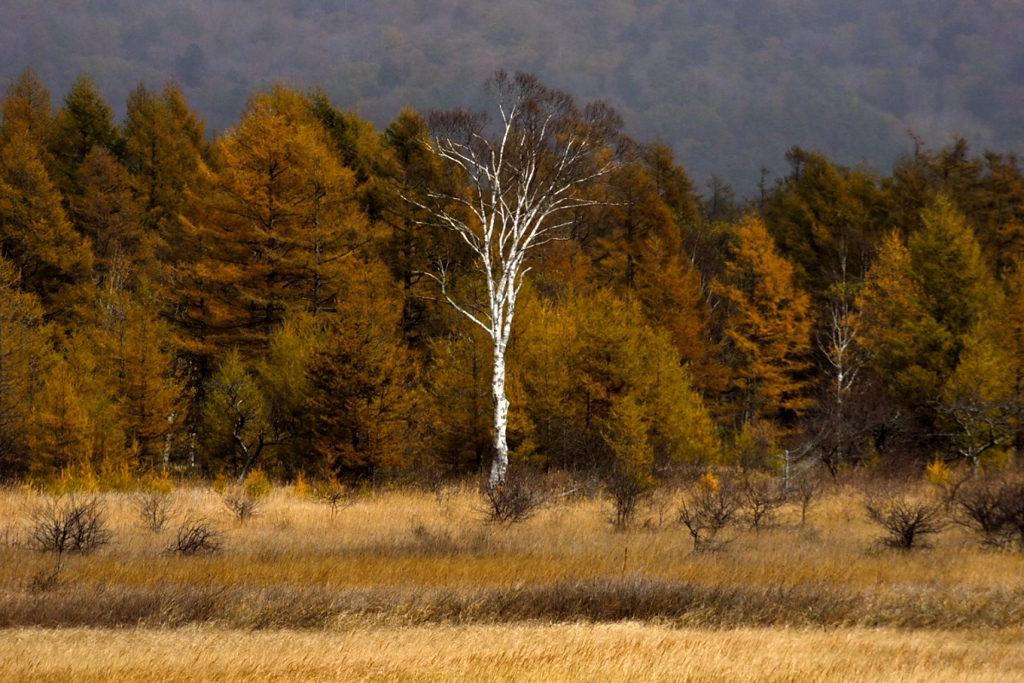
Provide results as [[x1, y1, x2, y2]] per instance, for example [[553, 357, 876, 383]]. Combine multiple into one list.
[[678, 476, 739, 552], [223, 488, 260, 523], [133, 491, 176, 532], [997, 477, 1024, 548], [936, 468, 973, 511], [605, 472, 652, 530], [479, 469, 545, 526], [25, 495, 112, 591], [864, 488, 946, 550], [736, 474, 785, 531], [955, 475, 1024, 550], [26, 495, 111, 555], [315, 482, 357, 519], [168, 517, 222, 555], [789, 472, 822, 525]]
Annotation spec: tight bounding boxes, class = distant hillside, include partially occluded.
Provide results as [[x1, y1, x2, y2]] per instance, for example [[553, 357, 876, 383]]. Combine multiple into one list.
[[3, 0, 1023, 192]]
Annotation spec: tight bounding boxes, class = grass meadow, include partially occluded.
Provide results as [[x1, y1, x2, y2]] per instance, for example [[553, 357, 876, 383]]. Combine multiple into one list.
[[1, 477, 1023, 680]]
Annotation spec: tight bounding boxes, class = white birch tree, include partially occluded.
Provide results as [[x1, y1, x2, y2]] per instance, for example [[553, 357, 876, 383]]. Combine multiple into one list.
[[413, 72, 623, 487]]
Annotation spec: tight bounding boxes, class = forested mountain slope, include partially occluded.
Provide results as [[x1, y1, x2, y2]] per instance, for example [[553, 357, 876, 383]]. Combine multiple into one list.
[[2, 0, 1022, 191]]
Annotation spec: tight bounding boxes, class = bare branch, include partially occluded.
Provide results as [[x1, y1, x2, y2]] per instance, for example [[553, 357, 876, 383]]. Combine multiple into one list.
[[410, 71, 624, 488]]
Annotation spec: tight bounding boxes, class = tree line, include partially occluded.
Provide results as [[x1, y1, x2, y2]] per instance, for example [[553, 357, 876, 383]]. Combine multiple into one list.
[[0, 68, 1022, 491]]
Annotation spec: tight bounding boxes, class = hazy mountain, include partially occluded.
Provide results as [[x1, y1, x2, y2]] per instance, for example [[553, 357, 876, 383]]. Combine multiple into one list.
[[4, 0, 1022, 192]]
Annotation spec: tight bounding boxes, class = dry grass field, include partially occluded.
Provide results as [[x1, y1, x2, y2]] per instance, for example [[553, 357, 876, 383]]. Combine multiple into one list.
[[4, 623, 1024, 682], [1, 479, 1022, 680]]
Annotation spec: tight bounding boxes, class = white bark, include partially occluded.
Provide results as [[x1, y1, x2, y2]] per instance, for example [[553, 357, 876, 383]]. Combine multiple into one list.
[[490, 347, 509, 486], [411, 72, 621, 488]]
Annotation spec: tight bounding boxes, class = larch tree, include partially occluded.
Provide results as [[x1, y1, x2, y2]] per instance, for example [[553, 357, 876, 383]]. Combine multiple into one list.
[[93, 274, 185, 472], [0, 131, 93, 321], [714, 215, 813, 426], [123, 81, 207, 303], [71, 147, 146, 280], [859, 197, 994, 410], [177, 87, 370, 355], [0, 68, 53, 152], [305, 254, 421, 482], [0, 255, 52, 479], [26, 359, 93, 483], [48, 74, 123, 204], [123, 82, 205, 235], [379, 108, 452, 344], [423, 321, 497, 476], [413, 71, 624, 487], [764, 147, 884, 296], [513, 288, 721, 482], [938, 322, 1017, 475], [1004, 263, 1024, 444]]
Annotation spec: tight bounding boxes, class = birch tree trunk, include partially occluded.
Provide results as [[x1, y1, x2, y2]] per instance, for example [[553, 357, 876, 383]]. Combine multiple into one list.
[[410, 71, 623, 488], [490, 346, 510, 486]]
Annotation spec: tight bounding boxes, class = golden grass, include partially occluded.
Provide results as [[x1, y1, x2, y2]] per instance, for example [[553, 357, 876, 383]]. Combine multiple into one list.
[[3, 482, 1023, 680], [1, 483, 1023, 628], [3, 623, 1024, 682]]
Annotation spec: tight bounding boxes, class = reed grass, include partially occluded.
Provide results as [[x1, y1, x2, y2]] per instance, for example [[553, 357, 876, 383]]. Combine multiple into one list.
[[3, 623, 1024, 682], [0, 482, 1022, 629]]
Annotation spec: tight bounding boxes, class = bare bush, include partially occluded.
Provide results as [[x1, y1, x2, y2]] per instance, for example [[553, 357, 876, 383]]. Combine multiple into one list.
[[480, 469, 545, 526], [789, 472, 822, 525], [998, 477, 1024, 548], [133, 491, 176, 532], [26, 495, 111, 555], [736, 474, 784, 532], [168, 517, 222, 555], [955, 475, 1024, 549], [864, 489, 946, 549], [604, 472, 653, 530], [935, 467, 973, 511], [223, 488, 260, 523], [678, 476, 739, 552], [315, 482, 357, 519]]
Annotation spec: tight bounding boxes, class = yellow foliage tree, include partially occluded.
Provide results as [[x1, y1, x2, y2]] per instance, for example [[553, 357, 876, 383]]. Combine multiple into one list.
[[0, 68, 53, 153], [26, 360, 94, 483], [714, 215, 813, 425], [93, 277, 185, 472], [938, 321, 1017, 474], [0, 255, 52, 478], [177, 86, 372, 355], [513, 288, 720, 476], [859, 197, 995, 409], [306, 260, 422, 481], [0, 131, 93, 321]]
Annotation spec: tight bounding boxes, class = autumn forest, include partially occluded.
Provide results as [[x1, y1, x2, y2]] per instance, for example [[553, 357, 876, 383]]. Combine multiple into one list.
[[1, 66, 1023, 495]]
